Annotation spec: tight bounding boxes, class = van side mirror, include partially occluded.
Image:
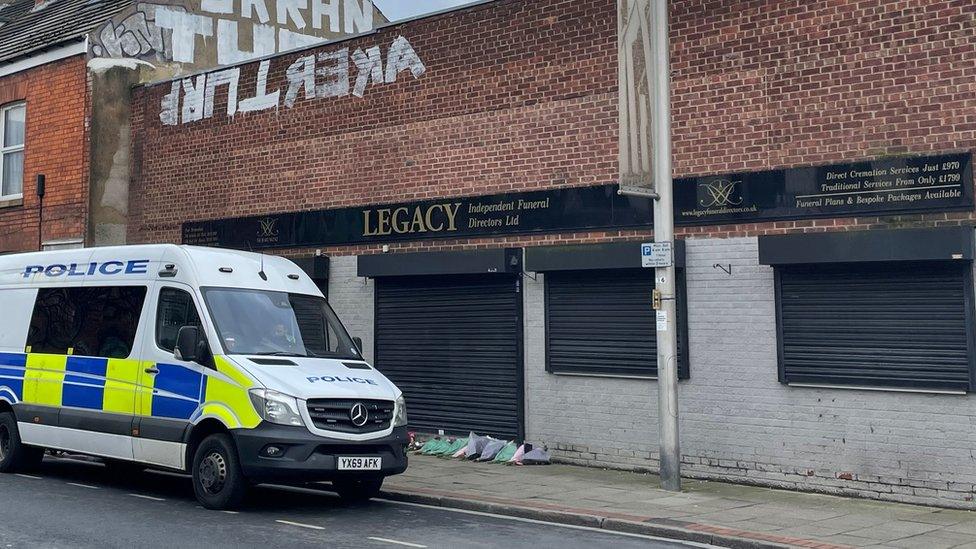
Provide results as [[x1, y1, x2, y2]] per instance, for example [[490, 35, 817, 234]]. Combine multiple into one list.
[[352, 337, 363, 354], [175, 326, 208, 363]]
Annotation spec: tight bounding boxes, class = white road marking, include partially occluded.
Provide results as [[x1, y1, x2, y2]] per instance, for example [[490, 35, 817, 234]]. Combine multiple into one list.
[[128, 493, 166, 501], [222, 510, 239, 515], [259, 484, 717, 548], [276, 520, 326, 531], [375, 499, 724, 549], [14, 474, 41, 479], [368, 537, 427, 548], [67, 482, 99, 490]]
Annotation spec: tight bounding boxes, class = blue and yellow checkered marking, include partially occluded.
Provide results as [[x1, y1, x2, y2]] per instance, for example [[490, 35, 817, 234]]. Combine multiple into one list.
[[62, 356, 108, 410], [0, 352, 27, 402], [151, 363, 206, 420], [0, 352, 258, 430]]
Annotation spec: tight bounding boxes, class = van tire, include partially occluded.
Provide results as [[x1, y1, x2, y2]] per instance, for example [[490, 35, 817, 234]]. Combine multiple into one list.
[[192, 433, 247, 510], [0, 412, 44, 473], [333, 477, 384, 503]]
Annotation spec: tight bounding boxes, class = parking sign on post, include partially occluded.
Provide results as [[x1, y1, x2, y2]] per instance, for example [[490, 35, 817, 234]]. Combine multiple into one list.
[[641, 241, 673, 268]]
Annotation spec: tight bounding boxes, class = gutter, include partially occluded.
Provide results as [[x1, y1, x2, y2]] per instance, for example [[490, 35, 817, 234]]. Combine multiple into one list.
[[0, 37, 88, 79]]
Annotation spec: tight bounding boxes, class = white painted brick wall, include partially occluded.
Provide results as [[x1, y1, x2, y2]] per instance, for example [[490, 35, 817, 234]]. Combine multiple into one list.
[[526, 237, 976, 509], [327, 255, 375, 364]]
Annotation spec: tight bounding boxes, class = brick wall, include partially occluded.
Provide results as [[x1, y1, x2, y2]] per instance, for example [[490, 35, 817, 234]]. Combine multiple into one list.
[[327, 255, 376, 364], [129, 0, 976, 246], [0, 54, 89, 252]]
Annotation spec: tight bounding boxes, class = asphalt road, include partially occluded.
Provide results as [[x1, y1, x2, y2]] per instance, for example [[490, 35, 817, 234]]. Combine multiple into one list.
[[0, 456, 710, 549]]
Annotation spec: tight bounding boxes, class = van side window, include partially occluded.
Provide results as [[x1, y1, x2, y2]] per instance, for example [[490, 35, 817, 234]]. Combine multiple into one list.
[[157, 287, 202, 353], [27, 286, 148, 359]]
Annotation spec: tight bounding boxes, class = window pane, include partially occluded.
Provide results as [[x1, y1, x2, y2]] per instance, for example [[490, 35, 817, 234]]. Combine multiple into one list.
[[28, 286, 148, 359], [2, 150, 23, 196], [157, 288, 202, 352], [3, 105, 25, 147], [203, 288, 358, 358]]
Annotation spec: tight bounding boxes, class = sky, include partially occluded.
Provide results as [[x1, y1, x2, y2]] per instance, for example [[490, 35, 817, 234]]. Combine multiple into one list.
[[373, 0, 482, 21]]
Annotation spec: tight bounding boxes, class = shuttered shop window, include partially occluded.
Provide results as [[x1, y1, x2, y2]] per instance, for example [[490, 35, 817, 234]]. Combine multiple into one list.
[[776, 262, 974, 392], [545, 269, 688, 378]]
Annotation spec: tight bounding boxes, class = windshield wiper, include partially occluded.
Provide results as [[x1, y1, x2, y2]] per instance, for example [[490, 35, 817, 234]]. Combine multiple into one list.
[[251, 351, 309, 358]]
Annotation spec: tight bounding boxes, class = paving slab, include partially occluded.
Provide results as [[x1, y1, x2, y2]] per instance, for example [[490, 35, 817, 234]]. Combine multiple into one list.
[[841, 520, 944, 543], [382, 454, 976, 548], [885, 530, 976, 549]]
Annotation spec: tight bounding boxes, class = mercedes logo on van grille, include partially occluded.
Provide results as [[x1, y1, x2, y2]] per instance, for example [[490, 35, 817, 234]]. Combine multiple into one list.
[[349, 403, 369, 427]]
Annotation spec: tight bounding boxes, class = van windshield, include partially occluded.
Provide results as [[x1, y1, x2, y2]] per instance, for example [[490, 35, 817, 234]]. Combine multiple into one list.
[[202, 288, 360, 359]]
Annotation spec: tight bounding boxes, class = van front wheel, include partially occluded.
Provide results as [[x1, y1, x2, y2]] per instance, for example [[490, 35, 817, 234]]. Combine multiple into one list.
[[192, 433, 247, 510], [0, 412, 44, 473]]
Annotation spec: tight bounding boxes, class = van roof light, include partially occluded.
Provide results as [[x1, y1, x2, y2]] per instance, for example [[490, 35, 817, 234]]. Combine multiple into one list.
[[288, 274, 300, 280], [158, 264, 179, 278], [219, 267, 234, 273]]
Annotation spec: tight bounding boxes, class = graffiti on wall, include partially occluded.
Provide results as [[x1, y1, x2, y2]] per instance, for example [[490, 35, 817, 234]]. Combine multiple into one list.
[[92, 0, 376, 68], [159, 35, 425, 125]]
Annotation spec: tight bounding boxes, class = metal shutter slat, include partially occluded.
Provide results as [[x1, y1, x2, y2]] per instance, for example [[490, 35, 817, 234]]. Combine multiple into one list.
[[375, 274, 521, 439]]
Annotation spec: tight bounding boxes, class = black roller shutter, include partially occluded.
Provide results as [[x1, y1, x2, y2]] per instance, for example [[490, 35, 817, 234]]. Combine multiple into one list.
[[546, 269, 689, 378], [374, 274, 522, 439], [777, 262, 974, 392]]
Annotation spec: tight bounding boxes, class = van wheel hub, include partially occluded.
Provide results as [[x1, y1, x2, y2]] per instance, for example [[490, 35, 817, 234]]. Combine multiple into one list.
[[199, 451, 228, 494]]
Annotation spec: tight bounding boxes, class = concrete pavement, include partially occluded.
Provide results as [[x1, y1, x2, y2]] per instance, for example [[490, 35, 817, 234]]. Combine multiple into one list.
[[381, 454, 976, 549]]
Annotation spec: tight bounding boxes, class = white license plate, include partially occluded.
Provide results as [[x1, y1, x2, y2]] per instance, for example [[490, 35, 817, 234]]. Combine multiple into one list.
[[338, 457, 382, 471]]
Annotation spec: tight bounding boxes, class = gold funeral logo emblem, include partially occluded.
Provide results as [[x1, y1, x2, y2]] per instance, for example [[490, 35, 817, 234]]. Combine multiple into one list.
[[699, 180, 744, 208], [257, 217, 280, 239]]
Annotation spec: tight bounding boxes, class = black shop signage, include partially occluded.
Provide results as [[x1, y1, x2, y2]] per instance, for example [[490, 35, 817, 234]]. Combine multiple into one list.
[[182, 185, 653, 249], [182, 153, 973, 249], [674, 152, 973, 225]]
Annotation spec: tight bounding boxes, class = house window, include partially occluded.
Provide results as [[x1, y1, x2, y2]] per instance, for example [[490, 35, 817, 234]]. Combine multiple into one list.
[[1, 102, 25, 200]]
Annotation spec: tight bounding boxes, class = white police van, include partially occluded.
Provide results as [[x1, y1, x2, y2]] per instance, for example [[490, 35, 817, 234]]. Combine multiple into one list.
[[0, 245, 408, 509]]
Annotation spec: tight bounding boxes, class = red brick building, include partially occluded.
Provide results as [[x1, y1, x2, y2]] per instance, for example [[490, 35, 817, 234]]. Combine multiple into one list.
[[129, 0, 976, 508], [0, 0, 382, 252], [0, 28, 92, 252]]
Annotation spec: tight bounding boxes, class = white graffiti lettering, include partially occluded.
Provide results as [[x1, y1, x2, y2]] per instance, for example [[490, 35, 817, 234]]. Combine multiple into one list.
[[310, 0, 339, 31], [92, 0, 375, 68], [204, 68, 241, 119], [351, 45, 383, 97], [284, 54, 317, 108], [154, 7, 214, 63], [92, 4, 168, 58], [182, 74, 207, 122], [162, 35, 425, 125], [241, 0, 271, 23], [316, 47, 350, 98], [238, 60, 281, 113], [159, 81, 181, 125], [217, 19, 276, 65], [277, 0, 308, 29], [385, 35, 426, 83]]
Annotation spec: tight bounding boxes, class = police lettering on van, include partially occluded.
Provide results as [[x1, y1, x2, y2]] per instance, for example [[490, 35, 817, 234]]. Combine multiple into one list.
[[22, 259, 151, 278], [306, 376, 380, 385], [0, 245, 409, 510]]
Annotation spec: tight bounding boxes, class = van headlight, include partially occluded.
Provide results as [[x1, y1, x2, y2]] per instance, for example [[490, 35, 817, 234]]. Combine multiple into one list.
[[393, 395, 408, 427], [249, 389, 305, 427]]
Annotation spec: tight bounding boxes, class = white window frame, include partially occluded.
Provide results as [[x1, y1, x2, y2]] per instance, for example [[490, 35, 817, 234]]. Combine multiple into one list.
[[1, 101, 26, 201]]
